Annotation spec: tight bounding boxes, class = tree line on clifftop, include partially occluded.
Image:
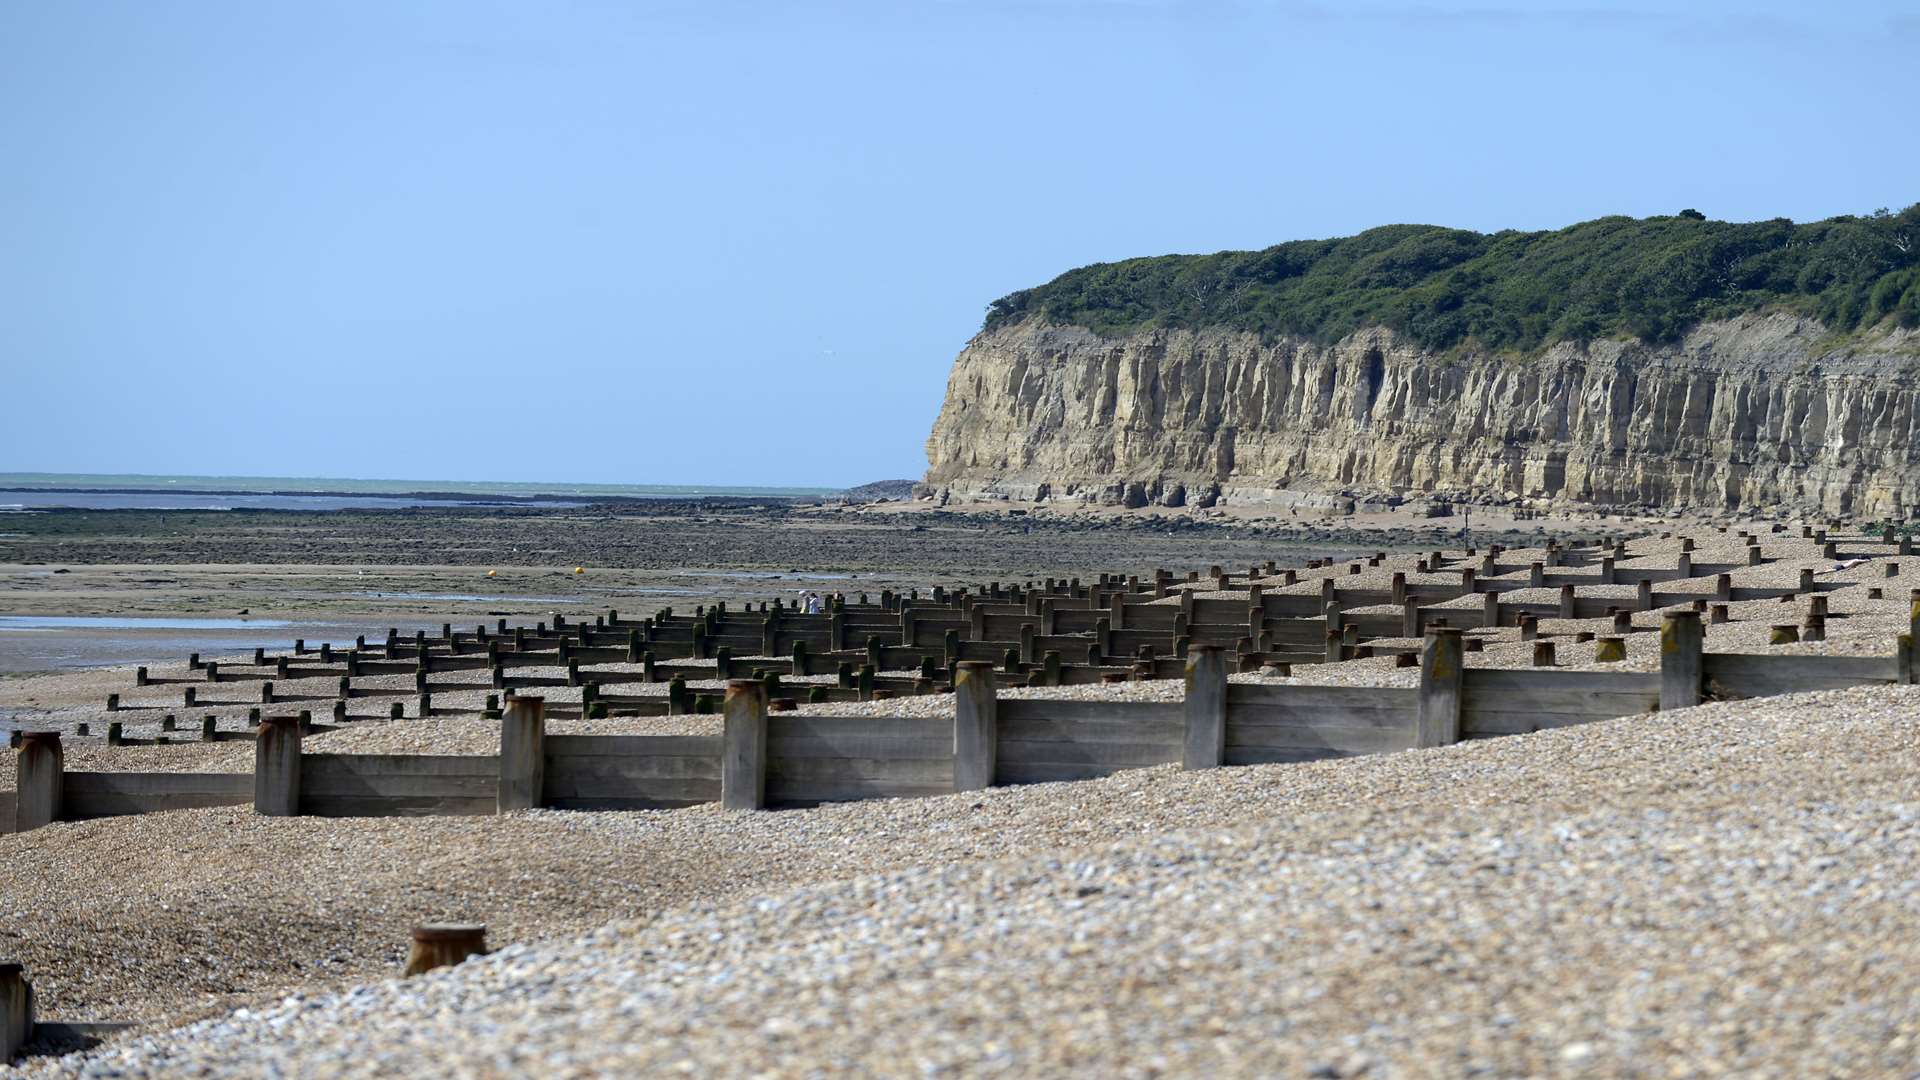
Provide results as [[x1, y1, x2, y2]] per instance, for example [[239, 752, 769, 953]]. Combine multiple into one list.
[[984, 204, 1920, 353]]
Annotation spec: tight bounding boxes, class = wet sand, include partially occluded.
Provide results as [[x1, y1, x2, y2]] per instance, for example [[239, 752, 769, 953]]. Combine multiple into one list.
[[0, 499, 1613, 691]]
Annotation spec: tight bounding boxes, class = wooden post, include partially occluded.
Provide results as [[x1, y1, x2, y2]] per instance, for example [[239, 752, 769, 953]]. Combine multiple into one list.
[[1910, 589, 1920, 657], [404, 924, 487, 976], [254, 715, 302, 817], [1659, 611, 1704, 711], [1401, 600, 1421, 638], [1636, 579, 1654, 611], [721, 679, 767, 811], [1532, 641, 1555, 667], [1182, 646, 1227, 770], [1415, 628, 1464, 748], [1560, 584, 1577, 619], [1898, 633, 1914, 685], [1, 962, 30, 1065], [953, 661, 997, 792], [15, 732, 64, 832], [498, 695, 545, 812], [1481, 592, 1500, 629]]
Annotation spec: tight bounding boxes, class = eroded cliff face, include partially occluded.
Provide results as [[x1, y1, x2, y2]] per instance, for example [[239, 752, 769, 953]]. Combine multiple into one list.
[[923, 314, 1920, 515]]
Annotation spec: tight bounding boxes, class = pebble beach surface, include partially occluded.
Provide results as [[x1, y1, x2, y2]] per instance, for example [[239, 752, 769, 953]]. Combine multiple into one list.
[[7, 685, 1918, 1077], [4, 522, 1918, 1076]]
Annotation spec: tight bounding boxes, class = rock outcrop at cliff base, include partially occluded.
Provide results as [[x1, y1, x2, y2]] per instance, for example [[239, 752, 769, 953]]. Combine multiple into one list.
[[922, 313, 1920, 516]]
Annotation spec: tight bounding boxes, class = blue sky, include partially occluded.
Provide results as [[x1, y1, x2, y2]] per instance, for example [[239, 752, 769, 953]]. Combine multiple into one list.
[[2, 1, 1914, 488]]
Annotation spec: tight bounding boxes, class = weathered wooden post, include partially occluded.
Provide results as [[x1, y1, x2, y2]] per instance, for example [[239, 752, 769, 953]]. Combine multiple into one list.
[[953, 661, 998, 792], [254, 715, 302, 817], [15, 732, 64, 832], [1182, 645, 1227, 770], [1415, 627, 1464, 748], [1560, 584, 1577, 619], [1798, 568, 1815, 592], [1528, 562, 1545, 587], [1401, 600, 1421, 638], [498, 695, 545, 813], [1531, 641, 1556, 667], [721, 679, 768, 811], [1481, 592, 1501, 629], [1, 962, 30, 1064], [1910, 589, 1920, 656], [1769, 624, 1800, 645], [1019, 623, 1036, 665], [404, 924, 487, 976], [1653, 609, 1705, 711]]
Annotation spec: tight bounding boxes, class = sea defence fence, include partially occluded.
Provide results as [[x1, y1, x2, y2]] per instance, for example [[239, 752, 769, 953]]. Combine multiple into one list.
[[71, 524, 1908, 743], [5, 611, 1912, 832]]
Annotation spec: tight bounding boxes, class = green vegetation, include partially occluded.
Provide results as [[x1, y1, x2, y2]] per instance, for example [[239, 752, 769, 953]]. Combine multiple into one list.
[[984, 205, 1920, 353]]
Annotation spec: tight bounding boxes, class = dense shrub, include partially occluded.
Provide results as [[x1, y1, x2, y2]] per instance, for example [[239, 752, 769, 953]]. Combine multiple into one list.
[[984, 205, 1920, 352]]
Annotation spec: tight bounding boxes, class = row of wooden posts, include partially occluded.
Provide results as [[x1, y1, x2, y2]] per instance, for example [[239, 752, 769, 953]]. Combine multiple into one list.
[[19, 608, 1913, 829], [90, 530, 1904, 740]]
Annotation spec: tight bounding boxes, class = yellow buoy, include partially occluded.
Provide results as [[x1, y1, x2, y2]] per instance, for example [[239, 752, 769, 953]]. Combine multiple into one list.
[[574, 566, 585, 574], [486, 570, 497, 577]]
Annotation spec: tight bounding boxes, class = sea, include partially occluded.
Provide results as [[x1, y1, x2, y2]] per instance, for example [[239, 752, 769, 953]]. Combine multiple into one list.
[[0, 472, 839, 512]]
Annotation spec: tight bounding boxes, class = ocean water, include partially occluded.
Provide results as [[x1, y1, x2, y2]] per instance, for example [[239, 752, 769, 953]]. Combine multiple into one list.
[[0, 472, 839, 511]]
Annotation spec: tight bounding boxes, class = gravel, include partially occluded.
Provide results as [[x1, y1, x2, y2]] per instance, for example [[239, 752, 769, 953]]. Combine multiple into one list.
[[10, 683, 1916, 1077]]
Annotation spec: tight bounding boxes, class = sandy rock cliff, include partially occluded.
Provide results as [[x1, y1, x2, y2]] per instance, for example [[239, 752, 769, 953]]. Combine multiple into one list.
[[923, 313, 1920, 516]]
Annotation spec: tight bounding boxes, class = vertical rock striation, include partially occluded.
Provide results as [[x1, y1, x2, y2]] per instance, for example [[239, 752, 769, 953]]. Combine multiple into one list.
[[923, 314, 1920, 515]]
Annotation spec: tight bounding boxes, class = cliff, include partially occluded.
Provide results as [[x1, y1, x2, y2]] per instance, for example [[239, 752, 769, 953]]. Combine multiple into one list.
[[922, 313, 1920, 516]]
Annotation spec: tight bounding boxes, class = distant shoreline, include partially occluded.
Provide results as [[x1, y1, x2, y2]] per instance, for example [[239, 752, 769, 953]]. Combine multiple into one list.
[[0, 471, 843, 501], [0, 485, 820, 506]]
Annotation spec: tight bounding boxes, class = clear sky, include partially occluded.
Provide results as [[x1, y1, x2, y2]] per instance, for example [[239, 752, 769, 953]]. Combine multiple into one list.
[[3, 1, 1914, 488]]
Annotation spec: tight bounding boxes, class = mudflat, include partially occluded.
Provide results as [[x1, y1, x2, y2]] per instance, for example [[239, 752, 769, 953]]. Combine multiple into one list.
[[0, 500, 1588, 625]]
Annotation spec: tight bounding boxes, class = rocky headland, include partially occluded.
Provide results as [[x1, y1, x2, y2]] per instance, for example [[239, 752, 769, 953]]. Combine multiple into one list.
[[925, 209, 1920, 517]]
